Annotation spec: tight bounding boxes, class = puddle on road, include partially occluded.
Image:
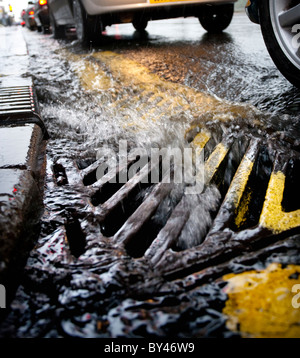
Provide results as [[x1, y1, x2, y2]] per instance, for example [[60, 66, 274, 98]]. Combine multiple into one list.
[[0, 28, 300, 338]]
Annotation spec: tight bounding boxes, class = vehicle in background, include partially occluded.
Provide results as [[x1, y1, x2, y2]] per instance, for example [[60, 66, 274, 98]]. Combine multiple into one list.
[[48, 0, 237, 42], [22, 1, 37, 31], [246, 0, 300, 88], [0, 3, 14, 26], [20, 9, 26, 26], [34, 0, 51, 33]]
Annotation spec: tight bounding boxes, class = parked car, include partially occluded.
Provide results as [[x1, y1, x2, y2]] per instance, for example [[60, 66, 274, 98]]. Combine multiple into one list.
[[0, 4, 14, 26], [34, 0, 51, 34], [246, 0, 300, 88], [48, 0, 237, 42], [20, 9, 26, 27], [22, 2, 37, 31]]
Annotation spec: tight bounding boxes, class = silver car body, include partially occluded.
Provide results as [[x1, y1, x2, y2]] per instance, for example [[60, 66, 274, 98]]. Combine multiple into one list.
[[81, 0, 236, 16], [48, 0, 237, 26]]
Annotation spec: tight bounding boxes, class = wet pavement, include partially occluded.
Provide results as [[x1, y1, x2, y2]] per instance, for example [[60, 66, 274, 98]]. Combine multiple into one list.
[[0, 11, 300, 338], [0, 26, 31, 87], [0, 26, 48, 309]]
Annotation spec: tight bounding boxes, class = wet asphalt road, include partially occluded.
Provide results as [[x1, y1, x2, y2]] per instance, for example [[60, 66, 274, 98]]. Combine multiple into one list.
[[93, 12, 300, 119], [18, 11, 300, 144]]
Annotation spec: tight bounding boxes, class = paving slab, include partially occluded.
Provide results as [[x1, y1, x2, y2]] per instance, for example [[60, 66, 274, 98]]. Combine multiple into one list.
[[0, 26, 31, 88], [0, 26, 48, 304]]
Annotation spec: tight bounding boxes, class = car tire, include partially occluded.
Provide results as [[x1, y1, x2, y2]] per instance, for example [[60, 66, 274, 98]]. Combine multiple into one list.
[[42, 26, 51, 34], [199, 4, 234, 33], [259, 0, 300, 88], [73, 0, 103, 44], [132, 17, 148, 32], [50, 10, 65, 39]]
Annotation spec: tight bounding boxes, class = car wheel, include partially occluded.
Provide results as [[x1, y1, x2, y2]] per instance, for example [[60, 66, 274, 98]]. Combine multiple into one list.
[[50, 10, 65, 39], [199, 4, 234, 33], [259, 0, 300, 88], [73, 0, 103, 43], [42, 26, 51, 34], [132, 17, 148, 32]]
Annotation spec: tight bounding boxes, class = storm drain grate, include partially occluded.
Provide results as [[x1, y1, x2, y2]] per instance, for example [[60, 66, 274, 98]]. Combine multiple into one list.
[[0, 86, 49, 139], [54, 127, 300, 279]]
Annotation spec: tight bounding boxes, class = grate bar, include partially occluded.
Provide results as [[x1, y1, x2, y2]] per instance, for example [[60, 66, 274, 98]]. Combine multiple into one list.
[[0, 86, 49, 139], [0, 97, 32, 103], [94, 156, 160, 219], [114, 181, 174, 246], [144, 194, 194, 265], [209, 138, 261, 234]]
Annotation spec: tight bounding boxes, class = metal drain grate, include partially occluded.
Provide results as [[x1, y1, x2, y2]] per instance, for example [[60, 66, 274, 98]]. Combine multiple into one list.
[[1, 125, 298, 338], [0, 86, 49, 139], [55, 128, 300, 278]]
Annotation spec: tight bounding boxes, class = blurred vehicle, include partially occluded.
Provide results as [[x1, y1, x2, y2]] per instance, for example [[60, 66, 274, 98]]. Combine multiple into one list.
[[48, 0, 237, 42], [246, 0, 300, 88], [20, 9, 26, 26], [23, 1, 37, 31], [0, 4, 14, 26], [34, 0, 51, 33]]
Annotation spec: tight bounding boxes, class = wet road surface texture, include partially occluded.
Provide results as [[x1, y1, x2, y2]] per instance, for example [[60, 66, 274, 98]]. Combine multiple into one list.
[[0, 12, 300, 338]]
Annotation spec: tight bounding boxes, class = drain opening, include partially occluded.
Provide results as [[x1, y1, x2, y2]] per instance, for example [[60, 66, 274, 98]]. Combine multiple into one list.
[[83, 170, 99, 186], [76, 158, 95, 170], [282, 158, 300, 213], [211, 138, 249, 200], [87, 156, 152, 206], [173, 185, 222, 252], [100, 183, 154, 238], [64, 213, 86, 258], [53, 162, 69, 186], [91, 180, 127, 207], [125, 185, 184, 258]]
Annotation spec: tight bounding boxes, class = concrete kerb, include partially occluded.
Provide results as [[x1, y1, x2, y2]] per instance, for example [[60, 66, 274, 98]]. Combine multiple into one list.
[[0, 26, 48, 306]]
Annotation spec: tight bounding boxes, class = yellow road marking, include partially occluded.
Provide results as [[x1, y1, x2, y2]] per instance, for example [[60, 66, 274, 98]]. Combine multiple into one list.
[[65, 53, 114, 92], [235, 189, 252, 228], [204, 143, 228, 184], [60, 49, 261, 138], [192, 130, 211, 149], [223, 263, 300, 338], [227, 156, 254, 211], [260, 171, 300, 234], [191, 130, 211, 161]]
